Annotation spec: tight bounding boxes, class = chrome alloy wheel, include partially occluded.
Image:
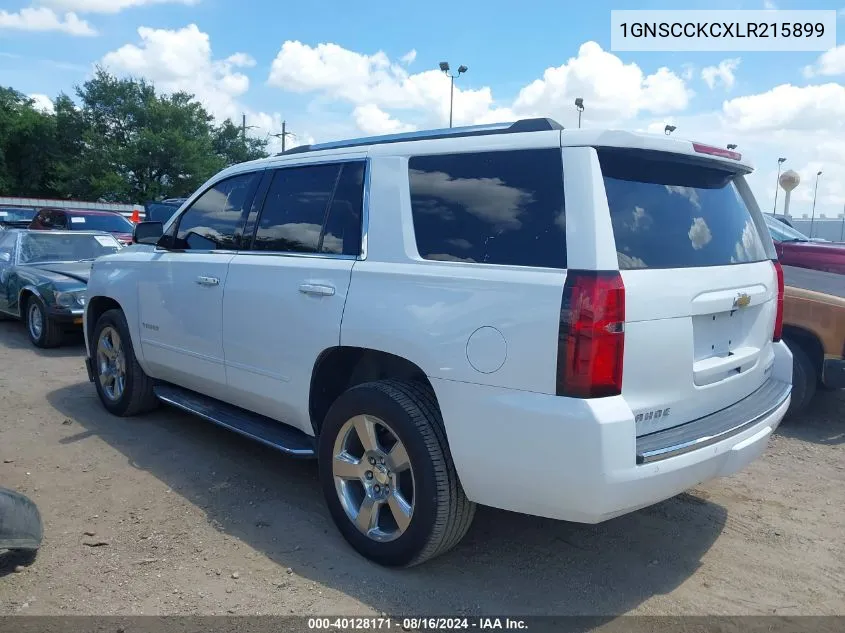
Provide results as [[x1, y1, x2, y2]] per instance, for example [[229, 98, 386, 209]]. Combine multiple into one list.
[[96, 326, 126, 401], [332, 414, 415, 542], [27, 302, 43, 341]]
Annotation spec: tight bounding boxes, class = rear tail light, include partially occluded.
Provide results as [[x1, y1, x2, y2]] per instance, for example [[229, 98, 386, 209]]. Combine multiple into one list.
[[692, 142, 741, 161], [556, 271, 625, 398], [772, 260, 784, 342]]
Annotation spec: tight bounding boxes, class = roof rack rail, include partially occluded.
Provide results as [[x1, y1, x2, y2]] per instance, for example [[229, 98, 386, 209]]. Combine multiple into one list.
[[276, 118, 563, 156]]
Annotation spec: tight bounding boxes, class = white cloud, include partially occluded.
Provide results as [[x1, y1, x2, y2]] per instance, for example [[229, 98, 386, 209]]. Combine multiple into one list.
[[0, 7, 96, 36], [101, 24, 255, 122], [267, 39, 691, 135], [512, 41, 691, 122], [29, 93, 55, 114], [99, 23, 299, 151], [40, 0, 200, 14], [721, 83, 845, 132], [803, 45, 845, 77], [353, 104, 416, 135], [400, 49, 417, 65], [701, 58, 740, 90]]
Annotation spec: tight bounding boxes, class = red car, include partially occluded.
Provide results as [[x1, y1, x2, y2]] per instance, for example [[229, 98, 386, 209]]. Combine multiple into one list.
[[29, 208, 134, 246], [764, 215, 845, 276]]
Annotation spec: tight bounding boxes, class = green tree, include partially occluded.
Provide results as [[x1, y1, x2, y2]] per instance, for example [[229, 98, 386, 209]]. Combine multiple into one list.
[[212, 118, 269, 167], [0, 87, 59, 197]]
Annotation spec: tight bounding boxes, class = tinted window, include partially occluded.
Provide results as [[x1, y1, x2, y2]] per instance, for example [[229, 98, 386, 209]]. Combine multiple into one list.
[[253, 164, 340, 253], [321, 162, 365, 256], [408, 149, 567, 268], [175, 172, 258, 250], [599, 149, 768, 270], [764, 215, 808, 242]]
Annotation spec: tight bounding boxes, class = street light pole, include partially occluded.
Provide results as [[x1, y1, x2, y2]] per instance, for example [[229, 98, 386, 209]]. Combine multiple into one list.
[[773, 157, 786, 215], [810, 170, 822, 237], [440, 62, 467, 128], [574, 98, 584, 128]]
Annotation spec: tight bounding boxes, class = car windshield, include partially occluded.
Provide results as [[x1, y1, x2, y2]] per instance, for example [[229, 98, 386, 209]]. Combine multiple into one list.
[[18, 232, 121, 264], [764, 216, 809, 242], [69, 213, 134, 233], [0, 207, 36, 223]]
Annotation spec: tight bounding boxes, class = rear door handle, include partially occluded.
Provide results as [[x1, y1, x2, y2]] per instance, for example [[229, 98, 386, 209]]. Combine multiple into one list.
[[196, 276, 220, 286], [299, 283, 335, 297]]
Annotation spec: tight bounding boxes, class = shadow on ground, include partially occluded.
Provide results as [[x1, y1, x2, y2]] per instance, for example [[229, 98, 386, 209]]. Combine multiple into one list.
[[776, 388, 844, 446], [44, 381, 731, 617], [0, 321, 85, 359]]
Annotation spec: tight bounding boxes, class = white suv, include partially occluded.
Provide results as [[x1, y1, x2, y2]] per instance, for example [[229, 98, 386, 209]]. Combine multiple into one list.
[[83, 118, 793, 567]]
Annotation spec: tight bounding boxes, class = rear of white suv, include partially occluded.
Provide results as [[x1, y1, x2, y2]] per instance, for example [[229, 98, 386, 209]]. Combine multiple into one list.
[[83, 120, 791, 568], [409, 133, 791, 526]]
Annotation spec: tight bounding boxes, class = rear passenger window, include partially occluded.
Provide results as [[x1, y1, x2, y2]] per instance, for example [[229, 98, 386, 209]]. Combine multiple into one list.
[[599, 149, 769, 270], [408, 149, 566, 268], [321, 162, 364, 256], [252, 162, 364, 256]]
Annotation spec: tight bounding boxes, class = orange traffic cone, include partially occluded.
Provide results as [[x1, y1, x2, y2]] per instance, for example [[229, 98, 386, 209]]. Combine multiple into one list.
[[130, 209, 140, 223]]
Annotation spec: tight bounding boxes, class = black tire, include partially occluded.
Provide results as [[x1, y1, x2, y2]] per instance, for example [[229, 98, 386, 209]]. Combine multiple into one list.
[[318, 380, 475, 567], [0, 487, 42, 552], [785, 338, 817, 416], [92, 309, 159, 417], [24, 295, 63, 348]]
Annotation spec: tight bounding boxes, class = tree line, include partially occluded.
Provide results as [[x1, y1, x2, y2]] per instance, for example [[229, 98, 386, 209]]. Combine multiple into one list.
[[0, 68, 269, 204]]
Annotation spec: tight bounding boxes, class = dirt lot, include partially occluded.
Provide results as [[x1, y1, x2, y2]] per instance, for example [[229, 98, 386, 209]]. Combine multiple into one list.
[[0, 323, 843, 617]]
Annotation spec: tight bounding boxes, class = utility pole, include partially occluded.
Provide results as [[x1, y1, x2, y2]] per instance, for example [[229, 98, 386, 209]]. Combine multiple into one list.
[[810, 170, 822, 237], [242, 113, 246, 141], [270, 121, 296, 153], [773, 157, 786, 215]]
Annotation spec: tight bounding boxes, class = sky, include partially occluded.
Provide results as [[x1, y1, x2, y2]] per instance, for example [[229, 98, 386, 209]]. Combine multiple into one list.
[[1, 0, 844, 220]]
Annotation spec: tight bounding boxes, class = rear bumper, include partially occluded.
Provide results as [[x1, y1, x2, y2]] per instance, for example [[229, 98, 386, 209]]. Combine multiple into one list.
[[434, 341, 792, 524], [822, 358, 845, 389]]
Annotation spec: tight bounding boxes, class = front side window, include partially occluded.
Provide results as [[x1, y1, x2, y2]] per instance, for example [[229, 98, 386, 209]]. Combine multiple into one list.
[[408, 149, 567, 268], [251, 161, 365, 256], [175, 172, 259, 250]]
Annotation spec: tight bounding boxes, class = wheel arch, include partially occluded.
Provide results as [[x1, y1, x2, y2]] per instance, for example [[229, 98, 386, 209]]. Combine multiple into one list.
[[85, 296, 124, 355], [309, 346, 438, 437]]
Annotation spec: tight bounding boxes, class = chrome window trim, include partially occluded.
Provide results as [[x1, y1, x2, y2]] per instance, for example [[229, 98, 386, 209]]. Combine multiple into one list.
[[231, 251, 357, 261], [360, 157, 371, 261]]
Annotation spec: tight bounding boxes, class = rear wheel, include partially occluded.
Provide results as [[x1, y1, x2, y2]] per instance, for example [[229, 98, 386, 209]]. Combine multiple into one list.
[[92, 309, 159, 416], [785, 338, 816, 416], [24, 296, 63, 348], [318, 380, 475, 567]]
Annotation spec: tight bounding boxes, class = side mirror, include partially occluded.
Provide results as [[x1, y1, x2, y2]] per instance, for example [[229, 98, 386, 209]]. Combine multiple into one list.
[[133, 221, 164, 245]]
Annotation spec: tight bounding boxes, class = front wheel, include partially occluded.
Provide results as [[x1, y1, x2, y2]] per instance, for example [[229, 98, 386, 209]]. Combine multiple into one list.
[[92, 309, 159, 417], [318, 380, 475, 567], [24, 296, 63, 348]]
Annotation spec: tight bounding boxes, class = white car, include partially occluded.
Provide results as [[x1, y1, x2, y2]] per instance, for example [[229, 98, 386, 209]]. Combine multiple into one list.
[[83, 119, 792, 567]]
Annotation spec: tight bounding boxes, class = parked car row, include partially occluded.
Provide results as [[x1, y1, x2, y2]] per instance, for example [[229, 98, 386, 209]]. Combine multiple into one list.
[[1, 120, 841, 570]]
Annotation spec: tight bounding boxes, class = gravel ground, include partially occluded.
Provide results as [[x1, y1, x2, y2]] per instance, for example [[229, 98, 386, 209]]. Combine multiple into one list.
[[0, 323, 843, 616]]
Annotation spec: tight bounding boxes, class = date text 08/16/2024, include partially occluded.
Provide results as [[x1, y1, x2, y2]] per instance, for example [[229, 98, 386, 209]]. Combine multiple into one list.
[[307, 618, 528, 630]]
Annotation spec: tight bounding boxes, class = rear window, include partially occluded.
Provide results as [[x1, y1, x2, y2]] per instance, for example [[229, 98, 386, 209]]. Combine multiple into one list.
[[599, 149, 768, 270], [409, 149, 566, 268], [69, 213, 134, 233]]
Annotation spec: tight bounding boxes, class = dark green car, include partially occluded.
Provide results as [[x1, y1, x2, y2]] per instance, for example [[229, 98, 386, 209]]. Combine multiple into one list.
[[0, 229, 122, 348]]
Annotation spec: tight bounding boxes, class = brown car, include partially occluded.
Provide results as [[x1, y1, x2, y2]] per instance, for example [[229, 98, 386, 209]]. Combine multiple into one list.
[[780, 265, 845, 414]]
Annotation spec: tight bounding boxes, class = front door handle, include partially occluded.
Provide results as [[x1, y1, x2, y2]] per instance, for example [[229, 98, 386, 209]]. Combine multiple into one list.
[[196, 276, 220, 286], [299, 283, 335, 297]]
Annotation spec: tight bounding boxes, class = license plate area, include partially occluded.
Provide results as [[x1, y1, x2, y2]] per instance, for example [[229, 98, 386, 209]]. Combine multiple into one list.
[[693, 310, 746, 361]]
